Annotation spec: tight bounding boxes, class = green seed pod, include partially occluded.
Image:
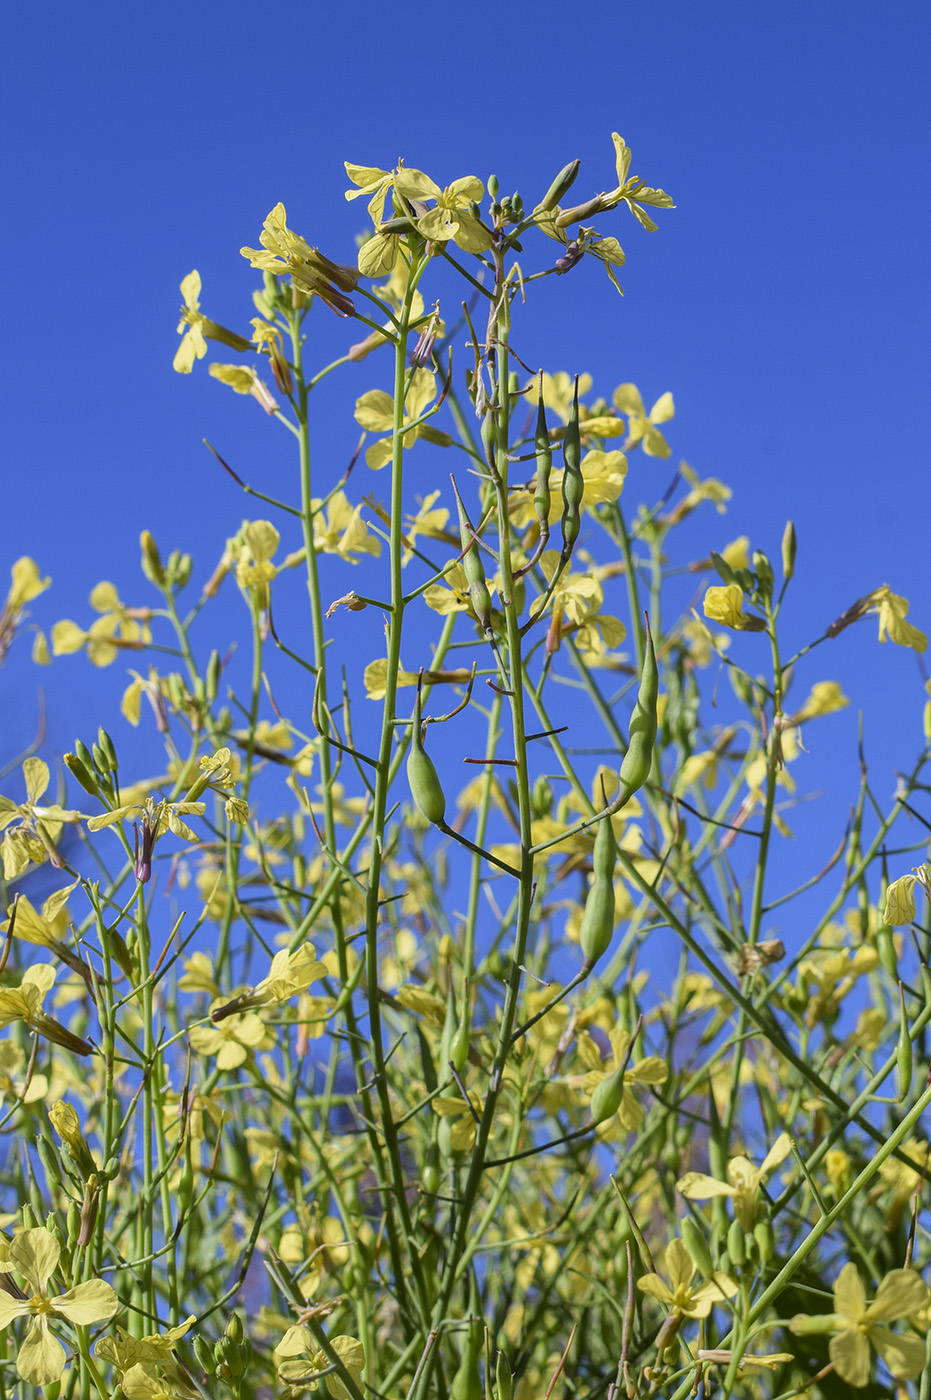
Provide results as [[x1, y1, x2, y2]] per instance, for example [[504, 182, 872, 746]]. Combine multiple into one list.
[[450, 1322, 483, 1400], [452, 478, 493, 636], [896, 982, 913, 1098], [560, 377, 583, 556], [495, 1352, 513, 1400], [592, 811, 618, 883], [539, 159, 582, 212], [617, 615, 658, 807], [481, 407, 497, 470], [590, 1057, 626, 1123], [206, 649, 221, 704], [579, 874, 616, 972], [781, 520, 797, 580], [451, 987, 471, 1075], [422, 1140, 441, 1197], [66, 1201, 81, 1245], [727, 1219, 746, 1268], [753, 1218, 774, 1264], [680, 1217, 715, 1279], [533, 387, 552, 531], [97, 728, 118, 771], [406, 683, 446, 826], [64, 751, 98, 797]]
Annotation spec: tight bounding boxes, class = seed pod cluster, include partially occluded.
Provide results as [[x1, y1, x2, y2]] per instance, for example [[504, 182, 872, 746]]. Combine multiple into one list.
[[560, 377, 583, 558], [617, 614, 658, 809], [579, 812, 618, 972], [406, 680, 447, 826]]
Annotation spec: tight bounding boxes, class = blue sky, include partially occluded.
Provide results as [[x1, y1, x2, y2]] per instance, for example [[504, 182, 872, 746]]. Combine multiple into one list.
[[2, 0, 929, 932]]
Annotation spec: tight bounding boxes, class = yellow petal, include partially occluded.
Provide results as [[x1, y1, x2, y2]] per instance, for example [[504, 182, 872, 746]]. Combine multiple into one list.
[[829, 1327, 871, 1388], [884, 874, 917, 926]]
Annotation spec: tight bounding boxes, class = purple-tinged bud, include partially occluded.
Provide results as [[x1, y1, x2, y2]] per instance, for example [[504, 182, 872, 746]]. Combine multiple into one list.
[[555, 242, 584, 275]]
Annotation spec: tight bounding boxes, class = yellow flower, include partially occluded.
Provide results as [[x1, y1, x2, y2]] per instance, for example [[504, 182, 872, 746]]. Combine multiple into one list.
[[612, 383, 675, 457], [209, 363, 279, 414], [233, 520, 280, 602], [0, 558, 51, 663], [579, 1026, 667, 1132], [797, 944, 878, 1027], [789, 1263, 927, 1388], [52, 580, 151, 667], [869, 584, 928, 651], [884, 868, 925, 926], [720, 537, 750, 571], [0, 758, 84, 878], [354, 368, 449, 470], [344, 162, 395, 225], [602, 133, 676, 230], [363, 658, 420, 701], [433, 1091, 483, 1151], [95, 1317, 196, 1380], [189, 1000, 273, 1070], [789, 680, 850, 723], [274, 1327, 365, 1399], [677, 1133, 792, 1231], [637, 1238, 737, 1319], [0, 1227, 118, 1385], [312, 491, 380, 561], [665, 462, 731, 523], [702, 584, 766, 632], [394, 168, 492, 253], [241, 204, 358, 316], [536, 372, 594, 425], [173, 270, 250, 374], [0, 1041, 47, 1104]]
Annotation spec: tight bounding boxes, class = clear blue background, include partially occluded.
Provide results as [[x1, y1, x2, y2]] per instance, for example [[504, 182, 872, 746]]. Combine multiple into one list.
[[2, 0, 929, 943]]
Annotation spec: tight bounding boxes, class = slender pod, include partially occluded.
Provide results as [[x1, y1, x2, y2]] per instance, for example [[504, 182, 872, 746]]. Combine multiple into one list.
[[579, 815, 618, 971], [560, 377, 584, 557], [406, 678, 447, 826], [451, 476, 494, 637], [533, 380, 552, 536], [616, 613, 658, 808]]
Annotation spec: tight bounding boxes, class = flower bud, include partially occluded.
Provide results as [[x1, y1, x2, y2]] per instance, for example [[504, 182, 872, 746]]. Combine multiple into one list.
[[752, 551, 774, 592], [680, 1217, 714, 1279], [727, 1219, 746, 1268], [487, 174, 500, 201], [65, 751, 98, 796], [140, 530, 165, 587], [91, 742, 110, 776], [539, 159, 582, 212], [555, 241, 584, 275], [781, 520, 796, 580], [555, 194, 606, 228], [97, 728, 118, 771]]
